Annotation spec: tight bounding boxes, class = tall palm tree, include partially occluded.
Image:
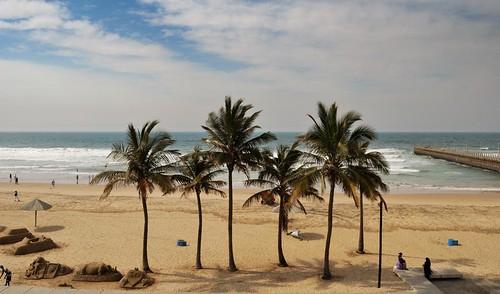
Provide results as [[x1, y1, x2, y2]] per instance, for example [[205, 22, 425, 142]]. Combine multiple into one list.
[[299, 102, 376, 280], [352, 142, 389, 254], [243, 143, 323, 267], [202, 96, 276, 272], [91, 121, 178, 273], [172, 147, 226, 269]]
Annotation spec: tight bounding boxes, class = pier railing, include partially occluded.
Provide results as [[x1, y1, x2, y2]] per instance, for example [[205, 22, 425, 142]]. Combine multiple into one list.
[[414, 146, 500, 172]]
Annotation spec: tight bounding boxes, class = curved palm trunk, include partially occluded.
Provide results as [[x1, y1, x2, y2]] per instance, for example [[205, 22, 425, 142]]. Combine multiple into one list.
[[140, 193, 152, 273], [227, 168, 238, 272], [357, 191, 365, 254], [322, 184, 335, 280], [195, 189, 203, 269], [277, 194, 288, 267]]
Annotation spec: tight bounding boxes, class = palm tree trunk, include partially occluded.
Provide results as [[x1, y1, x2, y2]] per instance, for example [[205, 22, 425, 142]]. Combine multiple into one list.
[[322, 184, 335, 280], [277, 194, 288, 267], [195, 189, 203, 269], [140, 192, 153, 273], [227, 167, 238, 272], [357, 191, 365, 254]]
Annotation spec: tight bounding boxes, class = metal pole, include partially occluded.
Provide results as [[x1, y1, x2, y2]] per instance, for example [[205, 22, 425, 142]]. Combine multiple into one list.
[[377, 202, 383, 288]]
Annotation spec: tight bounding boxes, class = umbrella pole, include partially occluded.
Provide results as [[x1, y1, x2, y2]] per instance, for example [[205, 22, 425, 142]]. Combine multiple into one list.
[[35, 210, 37, 227]]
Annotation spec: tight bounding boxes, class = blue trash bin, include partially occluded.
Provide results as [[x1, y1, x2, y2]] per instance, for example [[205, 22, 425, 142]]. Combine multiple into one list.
[[176, 239, 187, 246], [447, 239, 458, 246]]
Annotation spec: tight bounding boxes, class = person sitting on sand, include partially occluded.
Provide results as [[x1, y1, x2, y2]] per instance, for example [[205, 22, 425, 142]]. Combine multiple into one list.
[[396, 252, 408, 270], [423, 257, 432, 279]]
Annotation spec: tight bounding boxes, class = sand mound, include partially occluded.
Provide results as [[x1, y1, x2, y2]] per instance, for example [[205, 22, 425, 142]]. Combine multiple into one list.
[[73, 262, 123, 282], [25, 256, 73, 279], [13, 236, 58, 255], [0, 228, 34, 245], [119, 268, 154, 289]]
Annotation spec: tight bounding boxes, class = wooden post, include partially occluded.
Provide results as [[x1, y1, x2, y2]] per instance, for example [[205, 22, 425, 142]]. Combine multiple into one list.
[[377, 201, 383, 288], [35, 210, 37, 227]]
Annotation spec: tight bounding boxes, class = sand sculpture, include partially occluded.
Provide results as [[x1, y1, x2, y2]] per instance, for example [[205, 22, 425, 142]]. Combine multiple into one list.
[[73, 262, 123, 282], [13, 236, 58, 255], [25, 257, 73, 279], [0, 228, 34, 245], [119, 268, 154, 289]]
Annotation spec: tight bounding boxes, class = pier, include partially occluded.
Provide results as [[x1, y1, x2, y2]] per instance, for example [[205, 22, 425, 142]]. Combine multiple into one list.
[[414, 146, 500, 172]]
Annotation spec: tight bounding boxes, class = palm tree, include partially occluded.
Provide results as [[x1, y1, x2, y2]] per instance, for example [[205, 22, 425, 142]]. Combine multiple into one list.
[[299, 102, 376, 280], [352, 142, 389, 254], [243, 143, 323, 267], [172, 147, 226, 269], [202, 96, 276, 272], [91, 121, 178, 273]]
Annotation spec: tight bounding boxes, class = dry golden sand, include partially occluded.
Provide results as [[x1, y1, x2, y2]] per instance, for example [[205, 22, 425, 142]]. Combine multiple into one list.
[[1, 182, 500, 293]]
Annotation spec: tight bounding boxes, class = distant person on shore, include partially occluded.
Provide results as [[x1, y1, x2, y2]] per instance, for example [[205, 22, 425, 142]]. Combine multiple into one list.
[[13, 190, 20, 202], [14, 176, 18, 185], [396, 252, 408, 270], [76, 174, 79, 185], [51, 179, 55, 188], [3, 268, 11, 286], [9, 173, 12, 183], [423, 257, 432, 279]]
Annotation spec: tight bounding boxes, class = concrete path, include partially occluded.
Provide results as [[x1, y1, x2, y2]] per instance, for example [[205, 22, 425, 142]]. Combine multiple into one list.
[[0, 286, 146, 294], [393, 268, 443, 294]]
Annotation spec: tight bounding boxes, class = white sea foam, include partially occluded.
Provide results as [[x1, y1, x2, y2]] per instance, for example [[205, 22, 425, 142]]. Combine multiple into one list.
[[0, 147, 110, 162]]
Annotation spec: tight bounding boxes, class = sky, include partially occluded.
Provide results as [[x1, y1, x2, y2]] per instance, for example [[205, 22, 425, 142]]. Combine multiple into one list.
[[0, 0, 499, 132]]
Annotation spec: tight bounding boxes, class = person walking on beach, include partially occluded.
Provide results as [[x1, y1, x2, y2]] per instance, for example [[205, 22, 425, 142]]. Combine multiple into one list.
[[0, 265, 4, 279], [51, 179, 55, 188], [3, 268, 11, 286], [9, 173, 12, 183], [13, 190, 20, 202], [14, 176, 18, 185]]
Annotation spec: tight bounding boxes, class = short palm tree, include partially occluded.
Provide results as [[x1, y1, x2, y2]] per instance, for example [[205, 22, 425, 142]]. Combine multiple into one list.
[[243, 143, 323, 267], [202, 96, 276, 272], [91, 121, 178, 273], [172, 147, 226, 269], [351, 142, 389, 254], [299, 102, 376, 280]]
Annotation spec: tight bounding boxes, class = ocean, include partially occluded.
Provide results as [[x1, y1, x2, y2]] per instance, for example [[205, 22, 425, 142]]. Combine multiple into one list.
[[1, 132, 499, 191]]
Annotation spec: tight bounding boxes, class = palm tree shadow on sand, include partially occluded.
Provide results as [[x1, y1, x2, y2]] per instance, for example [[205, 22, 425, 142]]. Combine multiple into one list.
[[151, 258, 408, 292], [34, 225, 65, 232]]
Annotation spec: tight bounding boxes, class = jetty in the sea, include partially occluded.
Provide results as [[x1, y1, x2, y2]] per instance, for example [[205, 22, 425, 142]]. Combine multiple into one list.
[[414, 146, 500, 172]]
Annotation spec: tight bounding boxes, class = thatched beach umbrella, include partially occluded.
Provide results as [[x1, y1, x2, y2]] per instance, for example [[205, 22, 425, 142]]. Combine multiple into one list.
[[21, 199, 52, 227]]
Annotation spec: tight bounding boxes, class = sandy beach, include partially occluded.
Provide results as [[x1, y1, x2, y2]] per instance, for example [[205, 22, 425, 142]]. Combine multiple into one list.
[[1, 182, 499, 293]]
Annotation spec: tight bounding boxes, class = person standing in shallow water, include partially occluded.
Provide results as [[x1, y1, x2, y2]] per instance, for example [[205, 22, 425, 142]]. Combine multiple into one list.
[[9, 173, 12, 183]]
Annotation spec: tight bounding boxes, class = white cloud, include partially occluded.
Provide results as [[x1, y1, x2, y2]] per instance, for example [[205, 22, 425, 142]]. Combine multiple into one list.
[[0, 0, 499, 131]]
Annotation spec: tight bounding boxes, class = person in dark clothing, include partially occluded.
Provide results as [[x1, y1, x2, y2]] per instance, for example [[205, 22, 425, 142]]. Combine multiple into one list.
[[14, 176, 18, 185], [423, 257, 432, 279], [0, 265, 4, 279], [9, 173, 12, 183], [4, 268, 11, 286], [396, 252, 408, 270]]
